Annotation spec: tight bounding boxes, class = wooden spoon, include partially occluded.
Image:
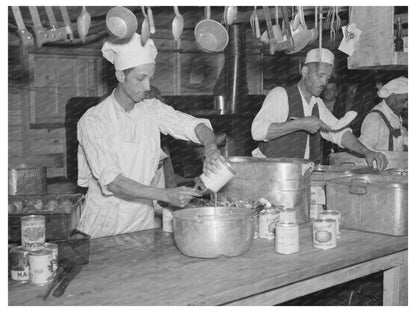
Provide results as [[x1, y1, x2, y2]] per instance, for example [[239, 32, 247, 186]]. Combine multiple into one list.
[[77, 6, 91, 44], [172, 6, 184, 41], [141, 6, 150, 45]]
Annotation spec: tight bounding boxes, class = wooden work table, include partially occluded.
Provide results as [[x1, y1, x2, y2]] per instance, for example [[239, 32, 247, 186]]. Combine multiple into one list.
[[9, 225, 408, 306]]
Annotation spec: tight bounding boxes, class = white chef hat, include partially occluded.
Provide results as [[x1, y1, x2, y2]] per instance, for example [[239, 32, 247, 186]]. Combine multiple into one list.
[[102, 33, 158, 71], [304, 48, 334, 66], [377, 76, 408, 98]]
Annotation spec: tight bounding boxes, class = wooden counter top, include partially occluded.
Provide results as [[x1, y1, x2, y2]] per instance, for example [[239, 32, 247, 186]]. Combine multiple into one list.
[[9, 225, 408, 306]]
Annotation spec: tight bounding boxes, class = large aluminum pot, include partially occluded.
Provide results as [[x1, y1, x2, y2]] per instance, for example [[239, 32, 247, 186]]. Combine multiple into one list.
[[218, 157, 314, 224], [173, 207, 254, 258]]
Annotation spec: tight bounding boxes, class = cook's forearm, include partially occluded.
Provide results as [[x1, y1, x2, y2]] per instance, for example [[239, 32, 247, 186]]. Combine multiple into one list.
[[341, 131, 372, 156], [194, 123, 217, 150], [264, 120, 301, 141], [107, 174, 168, 202]]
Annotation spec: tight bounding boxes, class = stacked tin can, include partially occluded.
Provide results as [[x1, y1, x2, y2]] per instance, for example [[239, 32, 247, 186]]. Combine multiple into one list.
[[312, 210, 342, 250], [9, 215, 58, 286]]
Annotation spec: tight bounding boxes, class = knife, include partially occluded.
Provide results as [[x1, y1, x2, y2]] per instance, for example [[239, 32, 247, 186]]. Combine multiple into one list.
[[52, 264, 82, 297], [43, 260, 70, 300]]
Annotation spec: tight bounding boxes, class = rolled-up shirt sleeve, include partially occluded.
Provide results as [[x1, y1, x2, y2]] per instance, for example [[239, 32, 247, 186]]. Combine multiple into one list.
[[358, 113, 384, 150], [150, 100, 212, 144], [251, 87, 289, 141], [317, 100, 352, 148], [77, 114, 121, 195]]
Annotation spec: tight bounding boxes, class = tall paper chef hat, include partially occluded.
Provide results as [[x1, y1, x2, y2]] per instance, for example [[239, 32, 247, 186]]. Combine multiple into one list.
[[102, 33, 158, 71], [304, 48, 334, 65]]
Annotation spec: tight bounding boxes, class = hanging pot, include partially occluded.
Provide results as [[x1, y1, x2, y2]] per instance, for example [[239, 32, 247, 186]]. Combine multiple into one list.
[[106, 6, 138, 40], [194, 6, 229, 53]]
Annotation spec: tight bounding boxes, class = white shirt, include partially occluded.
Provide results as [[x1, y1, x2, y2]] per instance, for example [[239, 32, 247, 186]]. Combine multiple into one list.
[[77, 91, 212, 237], [251, 86, 351, 159], [359, 100, 408, 151]]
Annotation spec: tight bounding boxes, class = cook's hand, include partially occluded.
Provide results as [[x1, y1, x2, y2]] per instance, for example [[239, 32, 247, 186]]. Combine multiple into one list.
[[297, 116, 331, 133], [364, 151, 388, 171], [203, 145, 225, 176], [165, 186, 201, 207]]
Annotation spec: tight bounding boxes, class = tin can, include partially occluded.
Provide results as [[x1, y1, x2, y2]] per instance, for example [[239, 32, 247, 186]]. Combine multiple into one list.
[[44, 243, 59, 273], [275, 222, 299, 254], [279, 208, 297, 223], [313, 218, 337, 249], [259, 208, 280, 239], [28, 248, 54, 286], [10, 246, 30, 283], [319, 210, 341, 239], [162, 208, 173, 233], [198, 160, 236, 193], [21, 215, 45, 251]]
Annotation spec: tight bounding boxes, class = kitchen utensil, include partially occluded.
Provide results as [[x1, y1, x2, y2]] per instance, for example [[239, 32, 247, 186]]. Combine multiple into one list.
[[53, 263, 82, 297], [326, 174, 408, 236], [225, 6, 238, 26], [262, 6, 291, 54], [291, 7, 301, 31], [194, 6, 229, 53], [11, 6, 34, 47], [141, 6, 150, 45], [43, 260, 70, 300], [147, 7, 156, 34], [45, 6, 58, 30], [172, 6, 184, 41], [273, 6, 283, 40], [249, 6, 261, 38], [173, 206, 255, 258], [106, 6, 138, 40], [77, 6, 91, 44], [59, 6, 74, 42], [219, 157, 314, 224], [194, 159, 236, 194]]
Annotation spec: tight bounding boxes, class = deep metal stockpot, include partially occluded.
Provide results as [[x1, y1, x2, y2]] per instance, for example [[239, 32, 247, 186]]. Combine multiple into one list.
[[219, 157, 314, 224], [172, 207, 255, 258]]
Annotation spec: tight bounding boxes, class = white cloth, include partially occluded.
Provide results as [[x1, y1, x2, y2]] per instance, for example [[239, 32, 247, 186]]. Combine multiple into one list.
[[377, 76, 408, 98], [102, 33, 157, 70], [251, 86, 351, 159], [359, 101, 408, 151], [77, 91, 212, 238]]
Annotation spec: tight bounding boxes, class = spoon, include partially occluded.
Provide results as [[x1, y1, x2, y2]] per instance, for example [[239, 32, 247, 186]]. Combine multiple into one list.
[[148, 6, 156, 34], [172, 6, 184, 41], [225, 6, 237, 26], [141, 6, 150, 45], [77, 6, 91, 44]]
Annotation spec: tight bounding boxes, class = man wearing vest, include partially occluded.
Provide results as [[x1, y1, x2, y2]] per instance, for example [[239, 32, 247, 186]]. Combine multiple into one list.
[[251, 48, 388, 171], [359, 76, 408, 152]]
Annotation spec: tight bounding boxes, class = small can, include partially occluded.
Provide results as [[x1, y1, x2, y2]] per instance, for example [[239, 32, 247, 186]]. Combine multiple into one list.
[[279, 208, 297, 223], [10, 246, 30, 283], [198, 160, 236, 193], [259, 208, 280, 239], [162, 208, 173, 233], [28, 248, 54, 286], [275, 222, 299, 255], [319, 210, 341, 239], [313, 218, 337, 249], [44, 243, 59, 273], [21, 215, 45, 251]]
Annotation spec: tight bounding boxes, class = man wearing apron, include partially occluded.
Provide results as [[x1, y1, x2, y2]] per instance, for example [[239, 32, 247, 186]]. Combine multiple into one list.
[[77, 33, 224, 238], [250, 48, 388, 171], [359, 77, 408, 151]]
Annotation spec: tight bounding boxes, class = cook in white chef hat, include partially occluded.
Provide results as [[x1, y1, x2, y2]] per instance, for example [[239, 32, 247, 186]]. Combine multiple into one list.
[[102, 33, 158, 71], [304, 48, 334, 66], [377, 76, 408, 98]]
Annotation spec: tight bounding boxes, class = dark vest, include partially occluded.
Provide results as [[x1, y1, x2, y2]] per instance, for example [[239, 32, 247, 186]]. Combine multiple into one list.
[[258, 85, 322, 163], [371, 109, 402, 151]]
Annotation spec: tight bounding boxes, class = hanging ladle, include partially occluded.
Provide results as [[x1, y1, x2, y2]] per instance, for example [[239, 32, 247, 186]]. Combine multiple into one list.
[[141, 6, 150, 45], [172, 6, 184, 41]]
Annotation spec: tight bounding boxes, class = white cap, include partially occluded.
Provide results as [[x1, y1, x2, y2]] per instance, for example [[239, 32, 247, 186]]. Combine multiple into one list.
[[377, 76, 408, 98], [304, 48, 334, 65], [102, 33, 158, 71]]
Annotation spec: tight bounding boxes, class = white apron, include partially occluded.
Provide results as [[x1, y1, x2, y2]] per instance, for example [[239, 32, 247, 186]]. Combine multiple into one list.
[[78, 130, 163, 238]]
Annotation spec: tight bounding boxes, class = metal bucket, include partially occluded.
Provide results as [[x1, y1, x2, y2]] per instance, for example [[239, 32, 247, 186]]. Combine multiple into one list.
[[218, 157, 314, 224], [173, 207, 254, 258]]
